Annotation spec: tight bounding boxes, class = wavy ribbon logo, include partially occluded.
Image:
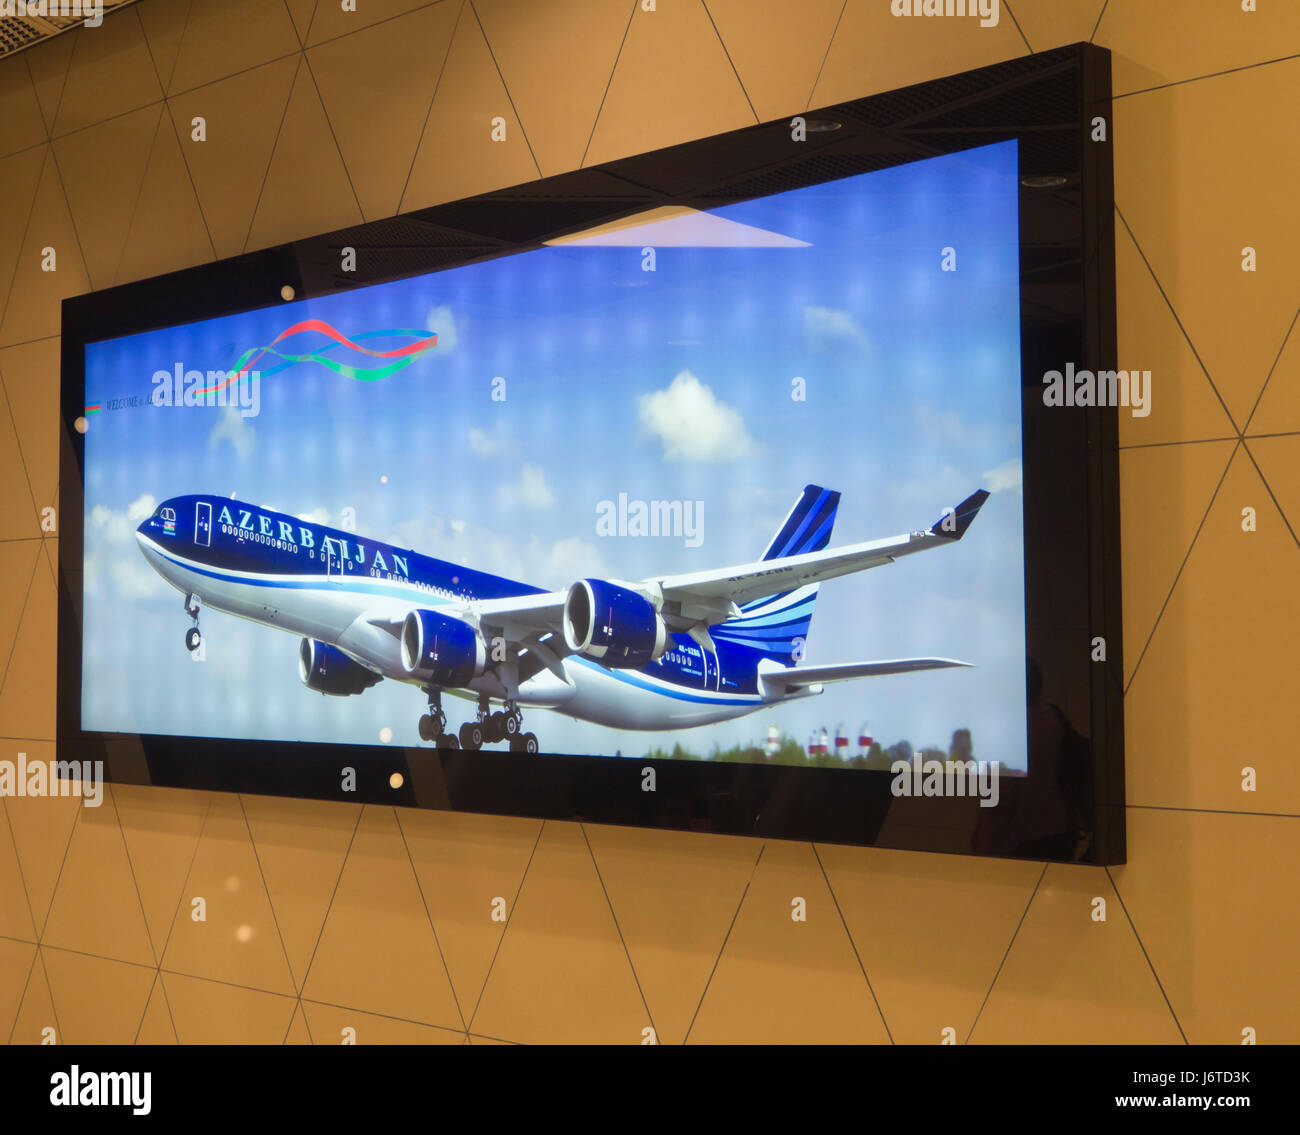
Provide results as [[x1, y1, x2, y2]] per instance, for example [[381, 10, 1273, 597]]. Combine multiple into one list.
[[219, 319, 439, 389], [86, 320, 439, 418]]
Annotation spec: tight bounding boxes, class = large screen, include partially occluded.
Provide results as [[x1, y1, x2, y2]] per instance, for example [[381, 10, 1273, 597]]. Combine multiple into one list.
[[61, 43, 1124, 862], [79, 140, 1027, 776]]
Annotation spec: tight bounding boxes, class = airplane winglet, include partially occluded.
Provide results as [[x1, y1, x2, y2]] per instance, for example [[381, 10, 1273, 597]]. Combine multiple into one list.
[[929, 489, 990, 540]]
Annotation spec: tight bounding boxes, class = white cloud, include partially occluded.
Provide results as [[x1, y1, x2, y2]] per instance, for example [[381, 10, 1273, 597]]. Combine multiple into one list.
[[468, 426, 500, 456], [127, 493, 157, 523], [981, 459, 1022, 494], [638, 370, 756, 463], [803, 305, 868, 351], [383, 511, 448, 552], [531, 536, 611, 592], [388, 513, 607, 592], [913, 401, 994, 450], [426, 304, 458, 352], [497, 464, 555, 511], [209, 404, 255, 458], [296, 507, 332, 526], [90, 495, 156, 546], [85, 498, 170, 601]]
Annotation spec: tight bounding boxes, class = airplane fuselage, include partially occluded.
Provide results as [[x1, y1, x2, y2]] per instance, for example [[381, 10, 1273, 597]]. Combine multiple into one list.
[[135, 494, 804, 731]]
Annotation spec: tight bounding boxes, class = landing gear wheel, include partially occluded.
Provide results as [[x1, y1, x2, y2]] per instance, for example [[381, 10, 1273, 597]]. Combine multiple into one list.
[[436, 734, 459, 750], [504, 712, 521, 738], [486, 712, 508, 743], [459, 721, 483, 751], [520, 731, 539, 755], [185, 627, 202, 653], [419, 689, 449, 746]]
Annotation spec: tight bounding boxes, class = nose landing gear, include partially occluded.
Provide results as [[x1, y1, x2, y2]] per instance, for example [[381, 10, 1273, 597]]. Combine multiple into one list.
[[183, 593, 202, 652]]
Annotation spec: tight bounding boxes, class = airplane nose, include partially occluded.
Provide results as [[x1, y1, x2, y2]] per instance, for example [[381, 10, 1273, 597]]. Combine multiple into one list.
[[136, 516, 159, 547]]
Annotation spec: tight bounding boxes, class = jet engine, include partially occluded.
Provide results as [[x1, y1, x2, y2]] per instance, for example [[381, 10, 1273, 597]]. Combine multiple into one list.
[[299, 639, 382, 696], [400, 609, 487, 687], [562, 578, 667, 669]]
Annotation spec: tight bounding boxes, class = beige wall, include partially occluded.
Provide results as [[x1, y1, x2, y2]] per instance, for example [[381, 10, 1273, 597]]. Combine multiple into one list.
[[1, 0, 1297, 1044]]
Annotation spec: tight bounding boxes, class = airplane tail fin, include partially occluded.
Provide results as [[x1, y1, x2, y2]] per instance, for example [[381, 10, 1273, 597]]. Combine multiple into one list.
[[711, 485, 840, 665], [759, 484, 841, 561]]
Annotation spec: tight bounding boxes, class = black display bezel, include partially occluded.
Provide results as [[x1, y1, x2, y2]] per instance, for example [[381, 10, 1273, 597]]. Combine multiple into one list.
[[58, 42, 1123, 864]]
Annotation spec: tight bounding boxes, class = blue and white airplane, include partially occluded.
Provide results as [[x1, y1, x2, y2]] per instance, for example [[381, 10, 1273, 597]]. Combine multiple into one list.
[[135, 486, 989, 753]]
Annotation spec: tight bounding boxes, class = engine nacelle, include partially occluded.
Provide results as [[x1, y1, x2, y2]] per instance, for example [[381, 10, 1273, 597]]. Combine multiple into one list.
[[299, 639, 382, 697], [400, 609, 486, 687], [562, 578, 667, 669]]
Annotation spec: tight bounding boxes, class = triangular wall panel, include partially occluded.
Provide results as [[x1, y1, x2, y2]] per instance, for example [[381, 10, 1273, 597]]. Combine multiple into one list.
[[299, 805, 463, 1030], [306, 2, 461, 219], [401, 3, 541, 211], [52, 104, 163, 290], [244, 60, 363, 251], [1114, 57, 1300, 431], [0, 57, 46, 156], [687, 840, 891, 1044], [817, 844, 1043, 1045], [474, 0, 643, 174], [582, 823, 762, 1046], [810, 0, 1023, 109], [0, 149, 90, 348], [1005, 0, 1108, 54], [969, 864, 1184, 1043], [584, 0, 756, 168], [164, 56, 300, 259], [41, 787, 157, 967], [395, 808, 542, 1024], [1125, 445, 1300, 813], [41, 947, 155, 1044], [160, 793, 298, 995], [470, 822, 650, 1044]]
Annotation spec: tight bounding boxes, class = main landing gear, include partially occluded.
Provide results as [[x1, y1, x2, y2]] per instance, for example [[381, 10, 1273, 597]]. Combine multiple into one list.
[[417, 690, 460, 750], [183, 593, 202, 652], [422, 694, 538, 753]]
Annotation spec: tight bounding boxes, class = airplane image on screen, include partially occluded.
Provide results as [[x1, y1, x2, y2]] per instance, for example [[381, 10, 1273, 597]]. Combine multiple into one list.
[[135, 485, 989, 754]]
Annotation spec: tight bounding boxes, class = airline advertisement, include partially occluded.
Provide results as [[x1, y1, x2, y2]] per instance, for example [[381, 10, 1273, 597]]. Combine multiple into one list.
[[79, 139, 1026, 773]]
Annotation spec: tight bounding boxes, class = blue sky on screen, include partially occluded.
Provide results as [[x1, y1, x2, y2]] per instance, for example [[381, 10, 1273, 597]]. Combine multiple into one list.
[[81, 138, 1027, 767]]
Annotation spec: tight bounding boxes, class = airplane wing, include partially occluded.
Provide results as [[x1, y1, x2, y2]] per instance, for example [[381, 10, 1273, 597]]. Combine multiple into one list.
[[757, 657, 971, 699], [473, 490, 989, 675], [470, 593, 571, 684], [650, 490, 989, 622], [472, 591, 566, 640]]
